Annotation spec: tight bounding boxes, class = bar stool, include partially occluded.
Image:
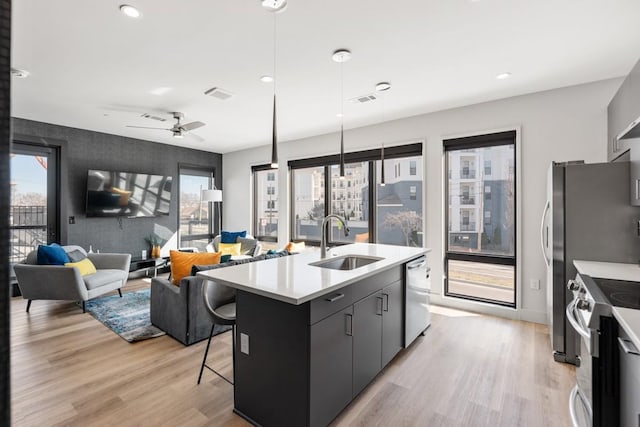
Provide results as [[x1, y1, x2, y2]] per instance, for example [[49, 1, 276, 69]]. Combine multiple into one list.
[[197, 278, 236, 385]]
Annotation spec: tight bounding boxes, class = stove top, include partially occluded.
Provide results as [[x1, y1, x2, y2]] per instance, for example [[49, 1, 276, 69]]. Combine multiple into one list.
[[592, 278, 640, 310]]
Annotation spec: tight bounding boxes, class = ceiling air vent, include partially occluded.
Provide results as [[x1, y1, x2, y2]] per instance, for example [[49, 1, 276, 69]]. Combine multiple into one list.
[[140, 113, 167, 122], [205, 87, 234, 100], [349, 93, 377, 104]]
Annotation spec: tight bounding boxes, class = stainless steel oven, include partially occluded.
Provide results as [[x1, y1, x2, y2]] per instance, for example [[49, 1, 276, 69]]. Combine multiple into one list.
[[566, 274, 623, 427]]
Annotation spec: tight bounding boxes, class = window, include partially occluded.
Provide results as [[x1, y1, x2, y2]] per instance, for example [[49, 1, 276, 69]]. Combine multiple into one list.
[[179, 166, 215, 251], [291, 166, 325, 241], [288, 143, 423, 247], [252, 166, 279, 241], [444, 131, 516, 307], [410, 160, 417, 175], [376, 155, 423, 247]]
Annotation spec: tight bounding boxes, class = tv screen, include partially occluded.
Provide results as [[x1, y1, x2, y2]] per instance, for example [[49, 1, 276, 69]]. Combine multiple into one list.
[[86, 169, 172, 217]]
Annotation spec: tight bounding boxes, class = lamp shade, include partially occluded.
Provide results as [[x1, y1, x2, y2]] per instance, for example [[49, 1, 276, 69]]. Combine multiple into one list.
[[202, 189, 222, 202]]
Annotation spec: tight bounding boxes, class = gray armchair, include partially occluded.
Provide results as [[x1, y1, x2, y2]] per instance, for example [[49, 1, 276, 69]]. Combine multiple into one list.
[[210, 234, 261, 257], [14, 245, 131, 313]]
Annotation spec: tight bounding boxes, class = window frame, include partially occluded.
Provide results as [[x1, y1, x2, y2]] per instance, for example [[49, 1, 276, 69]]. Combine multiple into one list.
[[288, 143, 422, 246], [252, 164, 279, 242], [443, 130, 517, 308], [177, 164, 216, 249]]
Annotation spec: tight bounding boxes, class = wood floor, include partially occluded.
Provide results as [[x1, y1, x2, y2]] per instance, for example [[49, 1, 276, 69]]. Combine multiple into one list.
[[10, 277, 574, 427]]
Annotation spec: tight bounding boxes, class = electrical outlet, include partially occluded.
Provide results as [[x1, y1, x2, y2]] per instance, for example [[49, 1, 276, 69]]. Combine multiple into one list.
[[68, 216, 75, 224], [240, 333, 249, 355], [530, 279, 540, 290]]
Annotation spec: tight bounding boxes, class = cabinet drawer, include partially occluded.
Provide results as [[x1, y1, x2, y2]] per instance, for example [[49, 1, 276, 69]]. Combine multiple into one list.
[[352, 265, 402, 302], [310, 286, 353, 325]]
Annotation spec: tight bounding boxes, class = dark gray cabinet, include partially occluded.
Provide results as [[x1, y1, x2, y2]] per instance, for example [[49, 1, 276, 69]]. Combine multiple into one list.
[[608, 57, 640, 162], [310, 306, 353, 427], [381, 280, 403, 366], [353, 291, 383, 396], [618, 332, 640, 427]]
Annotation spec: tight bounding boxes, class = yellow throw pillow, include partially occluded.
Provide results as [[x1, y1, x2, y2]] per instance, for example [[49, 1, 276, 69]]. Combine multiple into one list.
[[110, 187, 132, 207], [170, 250, 221, 286], [285, 241, 306, 253], [65, 258, 97, 276], [218, 243, 242, 256]]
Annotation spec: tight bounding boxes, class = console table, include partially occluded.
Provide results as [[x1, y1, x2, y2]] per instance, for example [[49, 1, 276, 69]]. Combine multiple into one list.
[[129, 257, 168, 277]]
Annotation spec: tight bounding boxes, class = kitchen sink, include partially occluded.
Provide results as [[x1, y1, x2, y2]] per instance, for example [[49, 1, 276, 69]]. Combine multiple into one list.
[[309, 255, 384, 271]]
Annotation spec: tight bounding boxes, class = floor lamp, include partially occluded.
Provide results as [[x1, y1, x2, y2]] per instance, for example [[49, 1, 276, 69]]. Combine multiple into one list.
[[202, 188, 223, 239]]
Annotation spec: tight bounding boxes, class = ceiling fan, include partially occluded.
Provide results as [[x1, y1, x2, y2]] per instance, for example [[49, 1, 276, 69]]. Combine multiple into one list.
[[126, 112, 205, 140]]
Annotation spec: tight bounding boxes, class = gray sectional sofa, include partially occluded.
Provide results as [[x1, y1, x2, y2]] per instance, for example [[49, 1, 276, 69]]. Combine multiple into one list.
[[150, 251, 291, 345]]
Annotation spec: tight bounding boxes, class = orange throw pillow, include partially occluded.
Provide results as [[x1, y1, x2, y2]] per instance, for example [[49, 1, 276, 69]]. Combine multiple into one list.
[[170, 250, 221, 286]]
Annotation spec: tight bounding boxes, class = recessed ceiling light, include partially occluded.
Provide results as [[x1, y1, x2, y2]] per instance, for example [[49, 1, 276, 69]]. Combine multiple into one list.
[[496, 72, 512, 80], [10, 68, 29, 78], [150, 87, 172, 96], [260, 75, 274, 83], [261, 0, 288, 12], [332, 49, 352, 63], [336, 113, 344, 118], [119, 5, 141, 19], [375, 82, 392, 92]]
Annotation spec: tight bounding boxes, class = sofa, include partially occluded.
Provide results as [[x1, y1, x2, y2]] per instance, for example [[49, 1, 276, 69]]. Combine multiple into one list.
[[150, 251, 291, 345], [14, 245, 131, 313], [209, 234, 261, 257]]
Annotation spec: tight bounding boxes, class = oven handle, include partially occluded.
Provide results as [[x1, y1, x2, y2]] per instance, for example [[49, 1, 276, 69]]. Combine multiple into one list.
[[569, 385, 593, 427], [566, 298, 591, 340]]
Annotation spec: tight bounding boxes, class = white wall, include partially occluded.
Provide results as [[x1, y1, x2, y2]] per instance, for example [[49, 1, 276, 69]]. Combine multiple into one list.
[[223, 78, 622, 323]]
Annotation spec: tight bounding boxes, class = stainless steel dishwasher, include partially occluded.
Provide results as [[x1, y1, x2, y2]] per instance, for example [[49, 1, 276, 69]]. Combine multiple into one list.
[[405, 256, 431, 347]]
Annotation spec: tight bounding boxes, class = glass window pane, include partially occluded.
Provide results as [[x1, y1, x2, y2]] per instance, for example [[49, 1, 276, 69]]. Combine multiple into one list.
[[447, 260, 515, 304], [10, 154, 48, 263], [292, 166, 325, 241], [376, 155, 423, 247], [446, 145, 514, 256], [254, 169, 279, 239], [329, 162, 369, 243], [179, 173, 211, 248]]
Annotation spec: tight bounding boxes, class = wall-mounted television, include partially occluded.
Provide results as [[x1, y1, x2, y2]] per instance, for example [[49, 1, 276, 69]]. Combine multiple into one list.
[[86, 169, 173, 217]]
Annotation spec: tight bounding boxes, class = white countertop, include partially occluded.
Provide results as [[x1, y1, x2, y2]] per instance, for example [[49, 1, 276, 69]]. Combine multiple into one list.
[[614, 307, 640, 352], [197, 243, 430, 305], [573, 260, 640, 282]]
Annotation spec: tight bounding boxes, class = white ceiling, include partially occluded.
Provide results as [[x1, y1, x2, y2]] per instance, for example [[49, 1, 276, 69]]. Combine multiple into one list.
[[11, 0, 640, 154]]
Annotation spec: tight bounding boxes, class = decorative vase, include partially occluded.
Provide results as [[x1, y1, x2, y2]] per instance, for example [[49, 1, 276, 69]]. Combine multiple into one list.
[[152, 245, 161, 258]]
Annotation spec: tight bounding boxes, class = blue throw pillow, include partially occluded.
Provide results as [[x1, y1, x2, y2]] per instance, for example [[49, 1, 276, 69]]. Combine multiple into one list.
[[37, 243, 71, 265], [220, 230, 247, 244]]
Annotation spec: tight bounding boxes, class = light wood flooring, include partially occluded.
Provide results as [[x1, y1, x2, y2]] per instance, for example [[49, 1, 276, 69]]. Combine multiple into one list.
[[10, 277, 575, 426]]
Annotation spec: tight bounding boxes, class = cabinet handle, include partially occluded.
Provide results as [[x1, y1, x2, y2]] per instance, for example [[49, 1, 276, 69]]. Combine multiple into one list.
[[382, 293, 389, 312], [376, 296, 383, 316], [345, 313, 353, 336], [325, 293, 345, 303], [636, 179, 639, 201], [618, 337, 640, 355]]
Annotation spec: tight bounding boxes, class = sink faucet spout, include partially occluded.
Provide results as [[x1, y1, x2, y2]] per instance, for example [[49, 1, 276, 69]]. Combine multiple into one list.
[[320, 214, 349, 258]]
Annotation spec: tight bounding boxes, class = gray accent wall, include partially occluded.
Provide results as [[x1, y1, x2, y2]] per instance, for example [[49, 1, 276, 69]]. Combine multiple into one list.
[[11, 118, 222, 257]]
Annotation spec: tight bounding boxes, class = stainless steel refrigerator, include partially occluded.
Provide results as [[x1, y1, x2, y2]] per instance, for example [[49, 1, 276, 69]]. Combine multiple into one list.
[[541, 161, 640, 365]]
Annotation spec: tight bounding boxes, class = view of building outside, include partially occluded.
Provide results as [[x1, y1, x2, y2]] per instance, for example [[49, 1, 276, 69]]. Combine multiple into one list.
[[10, 154, 48, 263], [292, 166, 325, 240], [254, 169, 278, 239], [178, 173, 211, 251], [446, 144, 515, 304], [375, 156, 423, 247], [329, 162, 368, 243]]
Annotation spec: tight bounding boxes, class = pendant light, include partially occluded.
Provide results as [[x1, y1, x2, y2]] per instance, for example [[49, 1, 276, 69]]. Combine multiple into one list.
[[333, 49, 352, 179], [375, 81, 391, 186], [263, 0, 287, 169]]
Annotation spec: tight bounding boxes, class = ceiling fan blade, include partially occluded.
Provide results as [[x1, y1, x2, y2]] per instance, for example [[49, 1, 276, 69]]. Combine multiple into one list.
[[126, 125, 169, 130], [187, 132, 205, 143], [180, 121, 206, 132]]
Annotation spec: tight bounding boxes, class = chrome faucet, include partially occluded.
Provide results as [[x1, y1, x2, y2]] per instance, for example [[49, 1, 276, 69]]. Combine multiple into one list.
[[320, 214, 350, 258]]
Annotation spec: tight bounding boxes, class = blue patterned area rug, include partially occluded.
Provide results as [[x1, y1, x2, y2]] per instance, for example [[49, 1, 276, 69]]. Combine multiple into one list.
[[84, 289, 166, 343]]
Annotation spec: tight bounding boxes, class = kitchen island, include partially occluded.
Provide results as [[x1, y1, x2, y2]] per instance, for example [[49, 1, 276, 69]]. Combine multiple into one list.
[[197, 243, 430, 427]]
